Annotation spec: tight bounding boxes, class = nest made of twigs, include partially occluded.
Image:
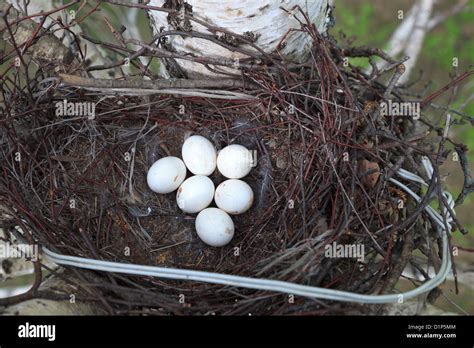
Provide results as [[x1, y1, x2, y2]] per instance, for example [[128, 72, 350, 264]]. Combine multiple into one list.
[[1, 8, 467, 315]]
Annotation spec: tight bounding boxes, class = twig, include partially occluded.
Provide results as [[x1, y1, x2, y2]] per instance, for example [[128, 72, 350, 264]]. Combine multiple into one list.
[[59, 73, 255, 90]]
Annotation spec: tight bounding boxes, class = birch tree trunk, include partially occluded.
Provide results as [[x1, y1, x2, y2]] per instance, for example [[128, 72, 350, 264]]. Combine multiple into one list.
[[148, 0, 333, 77]]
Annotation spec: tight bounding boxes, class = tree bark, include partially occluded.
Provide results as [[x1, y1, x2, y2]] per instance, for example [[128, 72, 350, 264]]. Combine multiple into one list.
[[148, 0, 332, 77]]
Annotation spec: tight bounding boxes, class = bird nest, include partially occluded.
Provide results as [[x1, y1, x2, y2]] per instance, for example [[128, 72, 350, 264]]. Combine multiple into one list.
[[0, 6, 470, 315]]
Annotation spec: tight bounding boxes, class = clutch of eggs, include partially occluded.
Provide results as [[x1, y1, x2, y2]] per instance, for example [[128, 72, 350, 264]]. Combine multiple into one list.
[[146, 135, 255, 247]]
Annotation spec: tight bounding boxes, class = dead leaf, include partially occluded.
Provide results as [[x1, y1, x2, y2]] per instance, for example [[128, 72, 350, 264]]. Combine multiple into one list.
[[359, 159, 380, 188]]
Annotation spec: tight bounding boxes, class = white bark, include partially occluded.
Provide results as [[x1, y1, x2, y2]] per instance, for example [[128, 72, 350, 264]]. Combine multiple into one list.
[[385, 301, 458, 315], [2, 272, 105, 315], [398, 0, 434, 84], [148, 0, 332, 77], [372, 0, 469, 83], [379, 0, 467, 72], [2, 299, 102, 315]]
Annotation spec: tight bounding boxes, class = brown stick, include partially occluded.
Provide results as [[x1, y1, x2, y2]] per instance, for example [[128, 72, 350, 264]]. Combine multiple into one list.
[[420, 71, 474, 108], [58, 73, 255, 90]]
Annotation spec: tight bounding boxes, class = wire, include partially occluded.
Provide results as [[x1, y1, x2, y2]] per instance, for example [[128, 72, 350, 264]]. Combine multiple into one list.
[[42, 163, 454, 304]]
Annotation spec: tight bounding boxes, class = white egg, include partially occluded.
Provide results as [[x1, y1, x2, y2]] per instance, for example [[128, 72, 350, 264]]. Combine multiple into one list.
[[182, 135, 217, 175], [147, 156, 186, 194], [217, 144, 253, 179], [176, 175, 215, 213], [195, 208, 234, 247], [215, 179, 254, 215]]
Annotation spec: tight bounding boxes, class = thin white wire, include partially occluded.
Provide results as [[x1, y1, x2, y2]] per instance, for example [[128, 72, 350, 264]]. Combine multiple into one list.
[[42, 163, 454, 304], [396, 168, 428, 186]]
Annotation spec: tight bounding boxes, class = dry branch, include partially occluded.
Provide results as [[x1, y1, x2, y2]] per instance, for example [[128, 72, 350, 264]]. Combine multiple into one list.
[[0, 2, 77, 72]]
